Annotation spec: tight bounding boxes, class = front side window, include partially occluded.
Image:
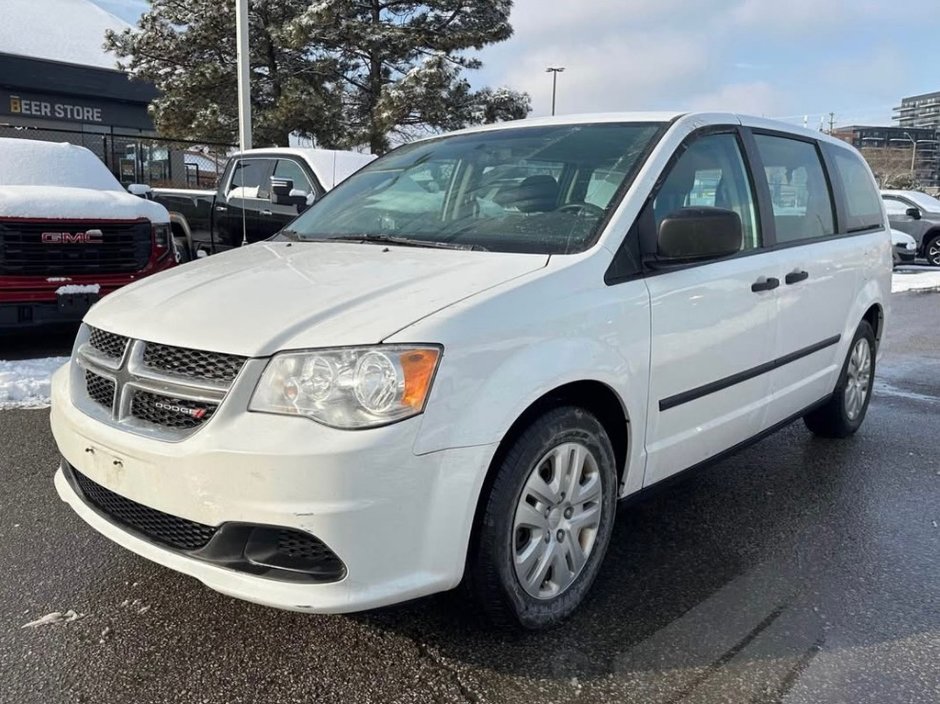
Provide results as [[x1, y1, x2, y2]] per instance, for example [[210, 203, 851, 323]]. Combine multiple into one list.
[[882, 197, 911, 216], [652, 132, 760, 250], [830, 149, 883, 232], [283, 123, 665, 254], [753, 135, 835, 243], [273, 159, 314, 195], [227, 159, 272, 199]]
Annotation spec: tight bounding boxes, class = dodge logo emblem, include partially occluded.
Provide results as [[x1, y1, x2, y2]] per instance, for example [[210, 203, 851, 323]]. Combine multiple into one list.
[[154, 401, 208, 420]]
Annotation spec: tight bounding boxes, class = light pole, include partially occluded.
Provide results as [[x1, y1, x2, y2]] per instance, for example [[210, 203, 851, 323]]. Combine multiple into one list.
[[235, 0, 252, 151], [546, 67, 565, 116], [890, 133, 940, 180]]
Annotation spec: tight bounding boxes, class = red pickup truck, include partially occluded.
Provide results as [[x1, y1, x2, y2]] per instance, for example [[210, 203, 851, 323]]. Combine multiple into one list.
[[0, 139, 176, 330]]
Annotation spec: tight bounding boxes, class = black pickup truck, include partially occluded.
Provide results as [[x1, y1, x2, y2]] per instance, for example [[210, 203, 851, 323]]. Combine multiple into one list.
[[143, 147, 375, 259]]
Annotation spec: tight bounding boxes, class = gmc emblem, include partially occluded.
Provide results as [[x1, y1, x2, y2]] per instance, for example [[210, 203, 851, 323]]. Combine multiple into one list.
[[154, 401, 208, 420], [41, 229, 104, 244]]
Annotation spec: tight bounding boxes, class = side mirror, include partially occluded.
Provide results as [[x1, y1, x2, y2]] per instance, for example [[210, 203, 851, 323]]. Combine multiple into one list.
[[657, 207, 742, 261], [127, 183, 153, 199], [271, 177, 293, 199], [905, 207, 921, 220]]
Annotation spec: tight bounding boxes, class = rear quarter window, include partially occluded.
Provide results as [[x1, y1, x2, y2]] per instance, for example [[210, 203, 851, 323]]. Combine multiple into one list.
[[830, 148, 884, 232]]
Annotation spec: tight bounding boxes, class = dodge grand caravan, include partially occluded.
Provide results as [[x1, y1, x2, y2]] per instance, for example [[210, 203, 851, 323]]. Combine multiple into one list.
[[51, 113, 891, 629]]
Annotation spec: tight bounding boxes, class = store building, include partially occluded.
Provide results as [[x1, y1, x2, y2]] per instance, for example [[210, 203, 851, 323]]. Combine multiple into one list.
[[0, 0, 196, 186]]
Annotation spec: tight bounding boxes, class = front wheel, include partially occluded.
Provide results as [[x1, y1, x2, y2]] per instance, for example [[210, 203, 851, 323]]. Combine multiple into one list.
[[464, 406, 618, 630], [803, 321, 875, 438], [924, 235, 940, 267]]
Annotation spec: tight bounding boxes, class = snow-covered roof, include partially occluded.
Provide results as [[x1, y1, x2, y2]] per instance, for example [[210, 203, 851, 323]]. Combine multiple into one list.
[[237, 147, 376, 189], [0, 138, 169, 221], [1, 0, 130, 70]]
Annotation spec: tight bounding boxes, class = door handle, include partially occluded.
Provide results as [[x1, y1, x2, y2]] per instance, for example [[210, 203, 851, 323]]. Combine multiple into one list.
[[751, 276, 780, 292], [260, 209, 273, 216], [785, 270, 809, 285], [214, 205, 227, 212]]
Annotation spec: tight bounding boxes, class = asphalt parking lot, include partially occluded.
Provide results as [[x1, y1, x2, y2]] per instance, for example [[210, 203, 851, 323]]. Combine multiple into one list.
[[0, 292, 938, 704]]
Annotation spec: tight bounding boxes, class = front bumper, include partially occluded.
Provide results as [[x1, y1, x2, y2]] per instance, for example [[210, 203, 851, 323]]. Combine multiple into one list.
[[50, 365, 495, 613]]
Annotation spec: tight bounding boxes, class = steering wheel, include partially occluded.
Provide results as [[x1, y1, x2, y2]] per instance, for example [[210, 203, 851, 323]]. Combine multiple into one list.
[[556, 202, 606, 218]]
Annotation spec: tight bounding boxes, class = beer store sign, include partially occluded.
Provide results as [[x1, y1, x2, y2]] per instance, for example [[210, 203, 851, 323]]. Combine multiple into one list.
[[0, 90, 150, 128], [6, 92, 103, 123]]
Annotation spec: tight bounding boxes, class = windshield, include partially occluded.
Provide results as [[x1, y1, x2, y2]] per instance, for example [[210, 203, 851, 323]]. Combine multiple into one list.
[[282, 122, 665, 254]]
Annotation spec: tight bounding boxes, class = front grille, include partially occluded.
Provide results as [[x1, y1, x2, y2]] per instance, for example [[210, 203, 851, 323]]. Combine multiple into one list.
[[142, 342, 246, 385], [0, 220, 152, 275], [72, 467, 217, 551], [88, 327, 129, 360], [130, 391, 217, 430], [85, 370, 115, 409]]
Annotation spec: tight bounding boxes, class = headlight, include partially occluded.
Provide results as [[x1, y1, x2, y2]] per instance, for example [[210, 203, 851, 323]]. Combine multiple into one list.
[[152, 223, 171, 249], [249, 345, 442, 429]]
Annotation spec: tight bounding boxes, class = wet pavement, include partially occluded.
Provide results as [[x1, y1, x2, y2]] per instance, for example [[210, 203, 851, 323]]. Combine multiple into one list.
[[0, 293, 938, 703]]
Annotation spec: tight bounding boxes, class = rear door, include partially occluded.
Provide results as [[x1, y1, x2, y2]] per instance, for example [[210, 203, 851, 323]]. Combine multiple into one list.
[[745, 130, 869, 425], [643, 128, 779, 486]]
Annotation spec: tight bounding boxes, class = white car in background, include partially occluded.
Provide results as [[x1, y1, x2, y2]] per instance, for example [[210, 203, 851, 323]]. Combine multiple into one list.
[[892, 229, 917, 265], [50, 112, 891, 629]]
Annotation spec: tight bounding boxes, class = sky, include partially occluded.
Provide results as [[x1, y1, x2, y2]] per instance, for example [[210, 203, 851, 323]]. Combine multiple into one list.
[[92, 0, 940, 129]]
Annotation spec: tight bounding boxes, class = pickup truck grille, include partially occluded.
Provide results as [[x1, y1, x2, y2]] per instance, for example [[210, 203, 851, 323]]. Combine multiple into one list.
[[75, 325, 246, 440], [0, 220, 152, 275]]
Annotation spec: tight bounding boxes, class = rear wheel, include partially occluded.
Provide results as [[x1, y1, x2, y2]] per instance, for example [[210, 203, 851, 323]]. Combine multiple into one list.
[[464, 406, 617, 630], [925, 235, 940, 267], [803, 321, 875, 438]]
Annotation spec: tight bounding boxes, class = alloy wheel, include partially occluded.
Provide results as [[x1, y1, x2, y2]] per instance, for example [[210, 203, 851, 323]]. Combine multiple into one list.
[[844, 338, 872, 421], [511, 441, 602, 599]]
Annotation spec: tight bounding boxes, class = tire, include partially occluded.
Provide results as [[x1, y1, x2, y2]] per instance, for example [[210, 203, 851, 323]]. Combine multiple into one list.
[[803, 321, 875, 438], [463, 406, 618, 630], [924, 235, 940, 267], [173, 236, 193, 264]]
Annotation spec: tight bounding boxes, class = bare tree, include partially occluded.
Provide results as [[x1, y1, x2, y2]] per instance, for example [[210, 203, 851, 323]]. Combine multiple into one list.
[[859, 146, 917, 188]]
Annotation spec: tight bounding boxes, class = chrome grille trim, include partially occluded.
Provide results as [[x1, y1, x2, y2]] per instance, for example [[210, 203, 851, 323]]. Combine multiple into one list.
[[88, 327, 129, 360], [74, 331, 244, 441]]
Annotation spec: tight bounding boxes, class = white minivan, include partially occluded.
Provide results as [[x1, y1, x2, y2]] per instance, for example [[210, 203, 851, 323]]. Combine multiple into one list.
[[51, 112, 891, 629]]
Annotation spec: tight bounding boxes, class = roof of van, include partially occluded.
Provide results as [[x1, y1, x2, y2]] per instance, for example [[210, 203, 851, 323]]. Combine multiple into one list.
[[236, 147, 376, 189], [418, 112, 855, 150]]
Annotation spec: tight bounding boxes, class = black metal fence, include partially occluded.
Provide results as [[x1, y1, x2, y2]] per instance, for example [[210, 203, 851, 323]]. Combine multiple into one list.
[[0, 124, 233, 190]]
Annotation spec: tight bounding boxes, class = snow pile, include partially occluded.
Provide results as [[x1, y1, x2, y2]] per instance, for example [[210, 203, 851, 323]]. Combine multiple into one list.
[[2, 0, 130, 69], [22, 610, 83, 628], [0, 357, 69, 409]]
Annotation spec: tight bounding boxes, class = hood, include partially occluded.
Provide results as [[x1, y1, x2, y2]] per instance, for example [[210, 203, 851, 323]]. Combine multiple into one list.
[[85, 241, 548, 356], [0, 185, 169, 222]]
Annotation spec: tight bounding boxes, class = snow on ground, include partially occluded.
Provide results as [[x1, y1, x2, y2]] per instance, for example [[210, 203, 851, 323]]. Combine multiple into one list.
[[0, 357, 69, 410], [892, 266, 940, 293]]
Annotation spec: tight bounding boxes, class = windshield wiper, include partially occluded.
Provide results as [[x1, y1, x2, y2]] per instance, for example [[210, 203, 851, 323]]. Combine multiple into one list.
[[326, 234, 487, 251]]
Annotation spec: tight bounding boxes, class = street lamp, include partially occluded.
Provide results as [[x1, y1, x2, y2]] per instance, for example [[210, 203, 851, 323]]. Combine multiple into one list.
[[546, 67, 565, 116], [235, 0, 252, 151], [890, 132, 940, 178]]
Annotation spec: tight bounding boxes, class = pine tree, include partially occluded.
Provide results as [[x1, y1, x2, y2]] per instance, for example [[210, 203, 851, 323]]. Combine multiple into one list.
[[290, 0, 530, 153], [105, 0, 345, 147], [106, 1, 530, 153]]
